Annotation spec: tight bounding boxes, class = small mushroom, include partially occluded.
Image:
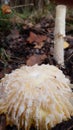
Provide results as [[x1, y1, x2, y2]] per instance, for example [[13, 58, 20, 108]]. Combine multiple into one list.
[[50, 0, 73, 65], [54, 5, 66, 65]]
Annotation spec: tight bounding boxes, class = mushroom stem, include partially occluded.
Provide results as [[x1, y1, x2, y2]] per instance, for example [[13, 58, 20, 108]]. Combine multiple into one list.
[[54, 5, 66, 66]]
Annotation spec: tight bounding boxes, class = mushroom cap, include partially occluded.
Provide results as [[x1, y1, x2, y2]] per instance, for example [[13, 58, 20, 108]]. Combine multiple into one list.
[[0, 64, 73, 130]]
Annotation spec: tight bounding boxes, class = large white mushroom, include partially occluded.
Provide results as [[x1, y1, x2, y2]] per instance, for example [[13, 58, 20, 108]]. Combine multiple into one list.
[[0, 64, 73, 130], [0, 2, 73, 130]]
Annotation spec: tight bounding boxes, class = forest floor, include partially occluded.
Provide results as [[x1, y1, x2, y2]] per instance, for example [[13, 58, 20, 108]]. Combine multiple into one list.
[[0, 7, 73, 130], [0, 12, 73, 83]]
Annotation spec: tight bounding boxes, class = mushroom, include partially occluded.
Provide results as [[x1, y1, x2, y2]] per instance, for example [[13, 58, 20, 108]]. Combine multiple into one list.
[[54, 5, 66, 66], [0, 1, 73, 130], [50, 0, 73, 65], [0, 64, 73, 130]]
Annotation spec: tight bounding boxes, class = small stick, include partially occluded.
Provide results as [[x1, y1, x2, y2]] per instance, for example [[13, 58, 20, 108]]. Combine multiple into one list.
[[11, 3, 34, 9], [54, 5, 66, 66], [0, 19, 8, 21]]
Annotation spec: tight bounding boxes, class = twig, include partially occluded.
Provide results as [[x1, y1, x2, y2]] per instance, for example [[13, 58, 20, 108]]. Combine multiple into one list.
[[65, 53, 73, 62], [0, 18, 9, 21], [11, 3, 34, 9]]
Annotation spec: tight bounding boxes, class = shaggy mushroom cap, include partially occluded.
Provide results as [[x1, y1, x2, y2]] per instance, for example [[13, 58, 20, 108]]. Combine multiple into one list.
[[0, 64, 73, 130]]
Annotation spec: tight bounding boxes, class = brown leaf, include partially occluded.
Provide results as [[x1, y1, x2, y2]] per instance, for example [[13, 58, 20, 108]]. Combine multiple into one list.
[[1, 4, 11, 14], [26, 54, 47, 66], [27, 32, 47, 44]]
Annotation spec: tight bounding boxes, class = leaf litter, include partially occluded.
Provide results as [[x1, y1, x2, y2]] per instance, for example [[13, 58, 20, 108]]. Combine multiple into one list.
[[0, 16, 73, 130]]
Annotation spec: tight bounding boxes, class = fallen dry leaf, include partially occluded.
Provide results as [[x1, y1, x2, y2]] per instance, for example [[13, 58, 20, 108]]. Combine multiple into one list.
[[64, 41, 69, 49], [26, 54, 47, 66], [27, 32, 47, 44]]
